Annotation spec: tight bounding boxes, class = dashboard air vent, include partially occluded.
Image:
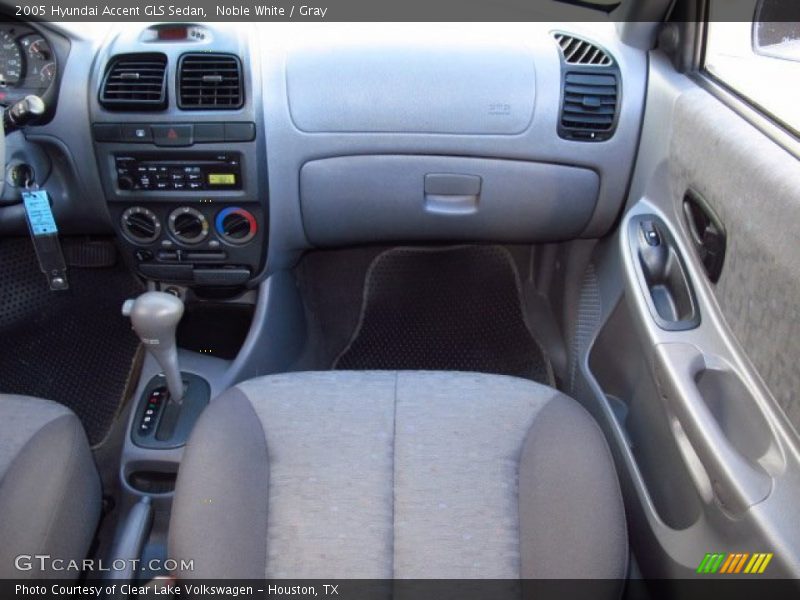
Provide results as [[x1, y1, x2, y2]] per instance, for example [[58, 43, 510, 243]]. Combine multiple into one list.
[[178, 54, 243, 110], [100, 54, 167, 111], [559, 71, 618, 141], [554, 33, 613, 66]]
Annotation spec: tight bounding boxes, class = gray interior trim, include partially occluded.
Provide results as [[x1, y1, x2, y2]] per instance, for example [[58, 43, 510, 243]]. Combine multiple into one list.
[[105, 497, 153, 581], [0, 412, 101, 579], [287, 42, 536, 134], [570, 51, 800, 578], [0, 395, 72, 481], [7, 23, 647, 271], [261, 24, 647, 270], [519, 398, 628, 581], [168, 371, 627, 579], [300, 156, 599, 246], [168, 387, 269, 579], [668, 88, 800, 430]]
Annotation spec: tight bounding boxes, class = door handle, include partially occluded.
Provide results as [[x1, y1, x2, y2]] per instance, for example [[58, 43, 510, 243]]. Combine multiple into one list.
[[682, 190, 726, 283]]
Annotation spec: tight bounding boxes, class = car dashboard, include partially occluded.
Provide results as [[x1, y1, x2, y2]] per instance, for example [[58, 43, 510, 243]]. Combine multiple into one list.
[[0, 21, 647, 288]]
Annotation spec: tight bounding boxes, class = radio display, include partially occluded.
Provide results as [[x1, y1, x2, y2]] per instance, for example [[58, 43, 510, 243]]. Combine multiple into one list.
[[208, 173, 236, 186], [114, 153, 242, 192]]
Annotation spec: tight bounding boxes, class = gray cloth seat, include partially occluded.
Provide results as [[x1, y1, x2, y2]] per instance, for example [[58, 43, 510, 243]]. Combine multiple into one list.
[[0, 394, 101, 579], [169, 371, 627, 579]]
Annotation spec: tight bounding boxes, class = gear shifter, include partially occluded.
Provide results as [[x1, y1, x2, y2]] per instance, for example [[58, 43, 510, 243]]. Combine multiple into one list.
[[122, 291, 185, 403]]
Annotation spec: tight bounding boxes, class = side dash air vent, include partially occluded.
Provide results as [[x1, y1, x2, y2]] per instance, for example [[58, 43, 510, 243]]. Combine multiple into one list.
[[554, 33, 613, 66], [559, 72, 619, 141], [178, 54, 244, 110], [100, 54, 167, 111]]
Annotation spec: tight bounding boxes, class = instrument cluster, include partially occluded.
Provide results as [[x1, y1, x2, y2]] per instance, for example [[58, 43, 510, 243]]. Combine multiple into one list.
[[0, 24, 57, 106]]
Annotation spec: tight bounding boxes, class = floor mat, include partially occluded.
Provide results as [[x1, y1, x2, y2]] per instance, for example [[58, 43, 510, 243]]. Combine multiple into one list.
[[0, 237, 144, 446], [334, 246, 553, 384]]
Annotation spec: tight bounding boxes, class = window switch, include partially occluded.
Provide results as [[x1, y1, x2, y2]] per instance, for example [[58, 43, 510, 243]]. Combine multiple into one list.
[[641, 220, 661, 246]]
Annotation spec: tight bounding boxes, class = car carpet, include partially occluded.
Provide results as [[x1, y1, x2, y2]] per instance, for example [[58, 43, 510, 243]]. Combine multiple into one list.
[[334, 245, 554, 385], [0, 237, 143, 446]]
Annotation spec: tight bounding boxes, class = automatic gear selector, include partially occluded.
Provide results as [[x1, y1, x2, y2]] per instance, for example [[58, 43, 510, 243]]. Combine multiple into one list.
[[123, 291, 185, 402], [123, 291, 209, 449]]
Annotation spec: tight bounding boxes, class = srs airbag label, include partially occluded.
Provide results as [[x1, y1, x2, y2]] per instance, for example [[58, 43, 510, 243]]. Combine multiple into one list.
[[22, 190, 58, 236]]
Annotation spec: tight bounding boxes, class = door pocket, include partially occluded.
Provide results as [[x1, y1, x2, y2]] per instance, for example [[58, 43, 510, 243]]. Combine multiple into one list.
[[653, 343, 782, 516]]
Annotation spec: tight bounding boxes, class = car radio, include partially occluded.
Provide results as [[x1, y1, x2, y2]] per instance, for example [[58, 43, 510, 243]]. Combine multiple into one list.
[[115, 153, 242, 192]]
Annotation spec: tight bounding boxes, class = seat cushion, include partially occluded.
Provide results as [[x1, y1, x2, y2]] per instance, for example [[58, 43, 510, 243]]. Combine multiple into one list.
[[0, 394, 101, 579], [169, 371, 627, 579]]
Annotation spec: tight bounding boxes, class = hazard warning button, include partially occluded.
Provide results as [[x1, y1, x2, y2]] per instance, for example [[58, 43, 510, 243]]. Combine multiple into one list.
[[152, 124, 193, 147]]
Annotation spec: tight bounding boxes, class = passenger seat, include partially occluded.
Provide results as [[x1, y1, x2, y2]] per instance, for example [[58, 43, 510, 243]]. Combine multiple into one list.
[[0, 395, 101, 579], [169, 371, 627, 579]]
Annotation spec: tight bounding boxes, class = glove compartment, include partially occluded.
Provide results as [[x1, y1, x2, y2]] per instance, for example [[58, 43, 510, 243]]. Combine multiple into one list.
[[299, 155, 599, 246]]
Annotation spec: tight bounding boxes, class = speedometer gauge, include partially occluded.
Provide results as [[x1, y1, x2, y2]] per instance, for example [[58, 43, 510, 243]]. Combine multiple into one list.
[[0, 31, 23, 86]]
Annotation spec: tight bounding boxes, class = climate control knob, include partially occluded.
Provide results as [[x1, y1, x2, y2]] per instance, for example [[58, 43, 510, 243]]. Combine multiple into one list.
[[216, 207, 257, 245], [120, 206, 161, 244], [168, 207, 209, 245]]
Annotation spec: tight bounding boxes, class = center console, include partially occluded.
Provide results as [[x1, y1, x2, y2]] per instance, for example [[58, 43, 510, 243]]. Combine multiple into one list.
[[98, 140, 264, 286], [88, 27, 266, 537], [90, 24, 266, 289]]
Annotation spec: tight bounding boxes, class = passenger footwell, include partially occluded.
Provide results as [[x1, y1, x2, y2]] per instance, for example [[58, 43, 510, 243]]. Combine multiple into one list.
[[334, 245, 554, 384]]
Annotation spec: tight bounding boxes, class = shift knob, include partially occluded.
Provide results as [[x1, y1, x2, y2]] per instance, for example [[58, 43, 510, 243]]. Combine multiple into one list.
[[123, 291, 185, 401]]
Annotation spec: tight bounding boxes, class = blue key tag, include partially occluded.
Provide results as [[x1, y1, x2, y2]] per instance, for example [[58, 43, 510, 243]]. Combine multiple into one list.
[[23, 189, 58, 235], [21, 188, 69, 290]]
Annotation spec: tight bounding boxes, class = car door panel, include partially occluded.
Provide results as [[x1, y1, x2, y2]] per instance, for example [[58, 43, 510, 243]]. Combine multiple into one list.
[[571, 51, 800, 579], [668, 88, 800, 429]]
